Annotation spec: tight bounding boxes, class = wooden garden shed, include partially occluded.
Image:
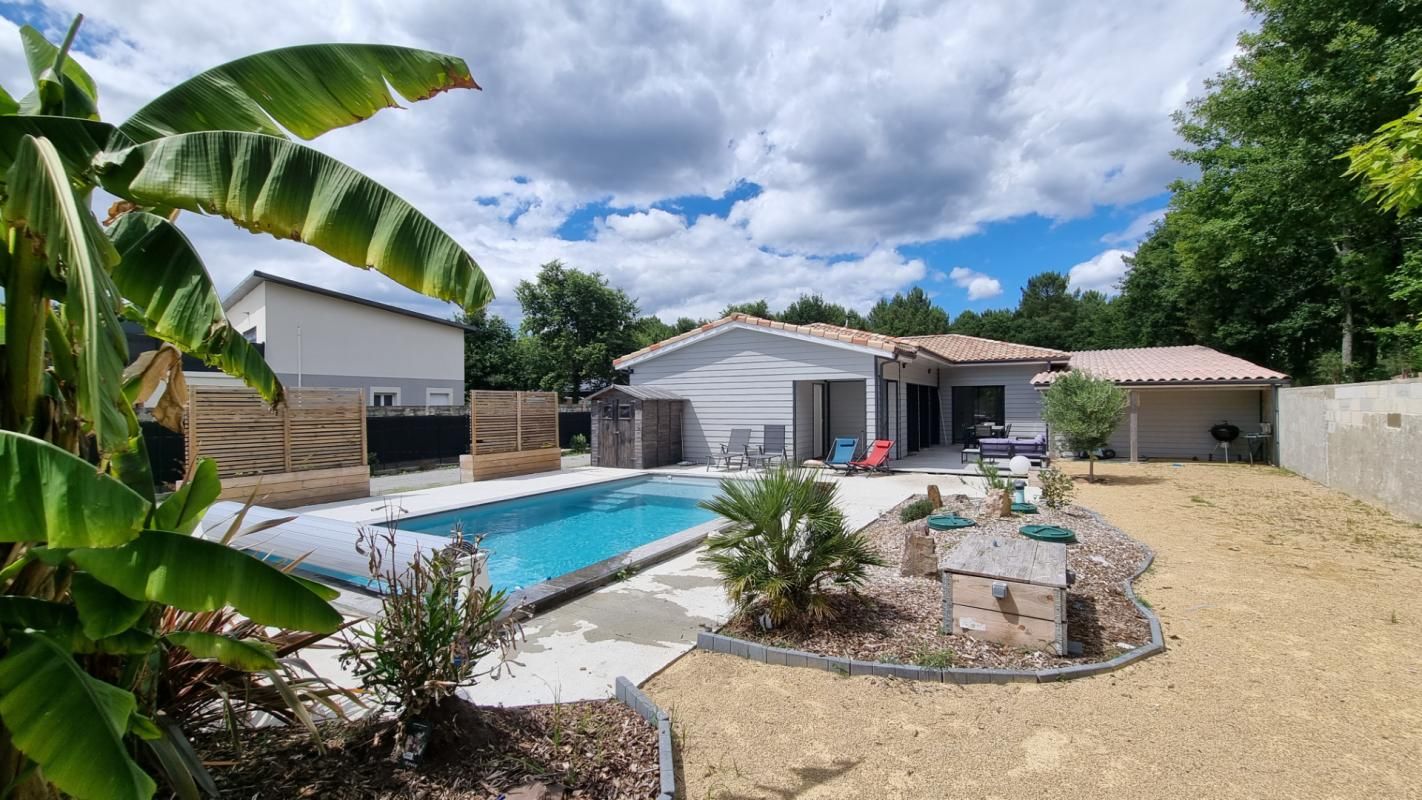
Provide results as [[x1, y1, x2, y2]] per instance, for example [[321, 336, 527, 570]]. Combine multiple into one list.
[[588, 385, 685, 469]]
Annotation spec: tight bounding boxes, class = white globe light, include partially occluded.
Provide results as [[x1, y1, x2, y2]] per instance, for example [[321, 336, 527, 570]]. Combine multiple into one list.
[[1009, 455, 1031, 476]]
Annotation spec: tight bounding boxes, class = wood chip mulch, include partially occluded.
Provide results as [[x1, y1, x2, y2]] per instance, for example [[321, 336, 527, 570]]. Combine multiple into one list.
[[192, 699, 659, 799], [723, 493, 1152, 670]]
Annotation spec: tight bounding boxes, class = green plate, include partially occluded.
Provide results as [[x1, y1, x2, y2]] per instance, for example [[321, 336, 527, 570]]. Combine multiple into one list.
[[1019, 524, 1076, 543], [927, 514, 976, 530], [1011, 502, 1039, 514]]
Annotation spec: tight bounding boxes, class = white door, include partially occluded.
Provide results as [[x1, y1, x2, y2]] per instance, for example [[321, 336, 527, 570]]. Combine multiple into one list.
[[426, 388, 454, 407]]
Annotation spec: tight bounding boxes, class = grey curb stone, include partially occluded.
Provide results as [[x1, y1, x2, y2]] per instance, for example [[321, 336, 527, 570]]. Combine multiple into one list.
[[849, 658, 877, 677], [765, 646, 789, 666], [745, 642, 767, 662], [614, 677, 677, 800]]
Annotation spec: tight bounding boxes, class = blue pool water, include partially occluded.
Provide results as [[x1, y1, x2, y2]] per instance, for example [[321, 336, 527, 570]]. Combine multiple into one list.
[[393, 475, 724, 590]]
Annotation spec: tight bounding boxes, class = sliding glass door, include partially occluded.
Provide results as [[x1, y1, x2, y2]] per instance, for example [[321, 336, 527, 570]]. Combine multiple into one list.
[[950, 385, 1005, 443], [903, 383, 941, 452]]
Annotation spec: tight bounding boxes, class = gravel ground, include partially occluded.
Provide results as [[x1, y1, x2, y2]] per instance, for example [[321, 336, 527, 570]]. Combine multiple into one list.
[[723, 494, 1150, 668], [647, 462, 1422, 799]]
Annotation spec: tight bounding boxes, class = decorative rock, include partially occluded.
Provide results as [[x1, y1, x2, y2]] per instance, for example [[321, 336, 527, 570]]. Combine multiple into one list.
[[984, 487, 1014, 518], [927, 484, 943, 507], [901, 530, 939, 577]]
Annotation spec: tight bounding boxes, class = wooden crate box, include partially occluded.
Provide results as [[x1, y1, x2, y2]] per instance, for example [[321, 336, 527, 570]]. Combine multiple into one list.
[[940, 535, 1068, 655]]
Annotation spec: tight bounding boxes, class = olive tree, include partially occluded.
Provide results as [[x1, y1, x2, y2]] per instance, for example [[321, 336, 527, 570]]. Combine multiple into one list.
[[1039, 370, 1128, 482]]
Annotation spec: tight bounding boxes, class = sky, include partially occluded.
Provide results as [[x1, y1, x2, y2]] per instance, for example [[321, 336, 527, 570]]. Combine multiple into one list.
[[0, 0, 1253, 325]]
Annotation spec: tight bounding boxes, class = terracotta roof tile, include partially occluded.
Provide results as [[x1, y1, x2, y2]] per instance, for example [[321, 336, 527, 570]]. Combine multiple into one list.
[[898, 333, 1069, 363], [1030, 345, 1289, 385]]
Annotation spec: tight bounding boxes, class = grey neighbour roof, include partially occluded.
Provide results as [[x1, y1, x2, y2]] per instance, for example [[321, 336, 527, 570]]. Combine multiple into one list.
[[224, 270, 476, 332]]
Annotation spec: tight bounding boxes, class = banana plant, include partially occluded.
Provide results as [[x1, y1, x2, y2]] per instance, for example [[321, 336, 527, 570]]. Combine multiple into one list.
[[0, 15, 492, 800]]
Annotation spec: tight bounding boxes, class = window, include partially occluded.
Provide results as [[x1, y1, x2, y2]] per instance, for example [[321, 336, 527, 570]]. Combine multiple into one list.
[[239, 327, 258, 342], [426, 389, 454, 407], [618, 402, 634, 419], [370, 387, 400, 407]]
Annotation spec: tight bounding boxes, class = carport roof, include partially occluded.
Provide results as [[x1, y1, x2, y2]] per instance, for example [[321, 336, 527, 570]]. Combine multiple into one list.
[[1030, 345, 1289, 386]]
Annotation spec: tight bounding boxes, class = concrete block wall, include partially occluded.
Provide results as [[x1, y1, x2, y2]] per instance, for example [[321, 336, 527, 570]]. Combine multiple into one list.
[[1279, 378, 1422, 522]]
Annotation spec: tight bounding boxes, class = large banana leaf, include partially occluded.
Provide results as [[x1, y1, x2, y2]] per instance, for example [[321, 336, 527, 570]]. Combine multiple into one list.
[[166, 631, 279, 671], [0, 596, 156, 655], [20, 24, 98, 103], [98, 131, 494, 311], [4, 133, 130, 451], [151, 457, 221, 534], [108, 211, 285, 404], [0, 631, 156, 800], [0, 116, 133, 180], [70, 571, 150, 639], [121, 44, 478, 143], [68, 529, 344, 633], [0, 431, 149, 547]]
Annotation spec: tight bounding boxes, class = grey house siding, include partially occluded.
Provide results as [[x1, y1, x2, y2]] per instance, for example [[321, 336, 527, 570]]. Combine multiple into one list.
[[1104, 387, 1266, 460], [274, 372, 463, 405], [629, 327, 877, 463], [940, 362, 1052, 440]]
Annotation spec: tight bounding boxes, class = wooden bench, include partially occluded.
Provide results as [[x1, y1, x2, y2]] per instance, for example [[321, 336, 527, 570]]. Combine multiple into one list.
[[940, 535, 1068, 655]]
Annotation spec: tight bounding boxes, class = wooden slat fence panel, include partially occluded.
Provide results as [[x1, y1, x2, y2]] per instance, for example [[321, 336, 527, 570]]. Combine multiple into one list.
[[468, 390, 560, 480], [187, 386, 366, 479]]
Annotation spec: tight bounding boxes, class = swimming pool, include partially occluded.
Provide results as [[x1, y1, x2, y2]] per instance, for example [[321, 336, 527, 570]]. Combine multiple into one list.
[[392, 475, 725, 590]]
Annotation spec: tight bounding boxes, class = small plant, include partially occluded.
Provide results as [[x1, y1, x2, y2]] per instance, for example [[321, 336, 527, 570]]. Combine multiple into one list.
[[341, 525, 523, 754], [568, 433, 590, 454], [701, 467, 886, 627], [976, 457, 1008, 490], [899, 498, 935, 522], [1038, 467, 1075, 510], [911, 646, 958, 668]]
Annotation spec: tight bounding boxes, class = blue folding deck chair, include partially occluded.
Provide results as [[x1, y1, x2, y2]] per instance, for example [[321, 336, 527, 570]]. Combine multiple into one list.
[[822, 437, 859, 472]]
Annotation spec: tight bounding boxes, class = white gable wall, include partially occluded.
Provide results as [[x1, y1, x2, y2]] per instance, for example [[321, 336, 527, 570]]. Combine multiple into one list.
[[629, 326, 878, 463]]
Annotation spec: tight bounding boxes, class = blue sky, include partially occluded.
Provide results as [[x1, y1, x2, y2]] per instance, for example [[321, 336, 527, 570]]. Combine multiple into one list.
[[0, 2, 1245, 324]]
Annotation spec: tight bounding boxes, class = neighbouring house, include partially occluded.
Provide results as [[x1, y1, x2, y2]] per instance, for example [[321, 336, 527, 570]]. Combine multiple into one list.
[[222, 271, 470, 407], [612, 314, 1289, 468]]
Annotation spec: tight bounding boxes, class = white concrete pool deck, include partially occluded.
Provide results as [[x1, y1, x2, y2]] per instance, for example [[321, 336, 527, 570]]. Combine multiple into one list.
[[294, 465, 987, 706]]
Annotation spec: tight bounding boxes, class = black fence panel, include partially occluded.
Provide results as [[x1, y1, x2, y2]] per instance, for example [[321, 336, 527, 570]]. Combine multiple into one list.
[[141, 421, 186, 488], [559, 411, 590, 448], [366, 414, 470, 471]]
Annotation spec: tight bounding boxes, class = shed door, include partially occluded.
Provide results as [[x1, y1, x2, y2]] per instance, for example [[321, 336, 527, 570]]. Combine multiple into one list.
[[599, 399, 636, 467]]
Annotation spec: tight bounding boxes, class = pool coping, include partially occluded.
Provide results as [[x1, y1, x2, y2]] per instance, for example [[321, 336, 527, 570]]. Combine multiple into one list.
[[509, 517, 727, 613], [614, 676, 677, 800], [693, 542, 1164, 684]]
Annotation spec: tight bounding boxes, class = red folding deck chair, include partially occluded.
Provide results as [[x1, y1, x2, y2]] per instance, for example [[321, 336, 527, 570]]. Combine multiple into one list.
[[847, 439, 894, 474]]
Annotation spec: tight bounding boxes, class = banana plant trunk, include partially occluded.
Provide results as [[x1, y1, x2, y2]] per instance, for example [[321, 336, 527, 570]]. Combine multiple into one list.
[[2, 244, 46, 435]]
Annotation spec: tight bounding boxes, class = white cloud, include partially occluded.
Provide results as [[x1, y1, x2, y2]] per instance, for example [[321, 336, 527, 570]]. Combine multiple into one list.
[[1068, 249, 1133, 294], [602, 209, 686, 241], [0, 2, 1251, 320], [1101, 208, 1166, 244], [949, 267, 1003, 301]]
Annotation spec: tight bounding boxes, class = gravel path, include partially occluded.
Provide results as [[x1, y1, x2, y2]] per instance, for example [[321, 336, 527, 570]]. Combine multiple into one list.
[[646, 462, 1422, 799]]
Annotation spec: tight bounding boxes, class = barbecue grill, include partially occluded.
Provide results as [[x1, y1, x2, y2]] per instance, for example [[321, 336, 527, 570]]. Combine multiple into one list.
[[1210, 421, 1241, 462]]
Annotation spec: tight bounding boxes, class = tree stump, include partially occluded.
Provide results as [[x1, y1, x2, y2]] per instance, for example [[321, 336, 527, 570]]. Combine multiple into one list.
[[927, 484, 943, 508], [901, 530, 939, 578]]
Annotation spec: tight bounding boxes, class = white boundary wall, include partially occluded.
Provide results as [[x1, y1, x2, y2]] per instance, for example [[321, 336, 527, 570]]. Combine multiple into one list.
[[1278, 378, 1422, 522]]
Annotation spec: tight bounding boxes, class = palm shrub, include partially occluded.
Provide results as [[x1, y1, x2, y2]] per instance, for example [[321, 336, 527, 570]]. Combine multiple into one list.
[[700, 468, 885, 627], [0, 16, 492, 800], [1039, 370, 1128, 482]]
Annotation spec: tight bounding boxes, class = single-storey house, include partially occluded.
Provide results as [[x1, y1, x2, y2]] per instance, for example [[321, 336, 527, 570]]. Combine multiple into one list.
[[613, 314, 1289, 468]]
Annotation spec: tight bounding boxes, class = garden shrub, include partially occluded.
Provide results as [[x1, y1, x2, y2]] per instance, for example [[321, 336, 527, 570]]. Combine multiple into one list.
[[899, 498, 935, 522], [1038, 467, 1075, 509], [568, 433, 589, 454], [341, 527, 523, 750], [701, 468, 885, 627]]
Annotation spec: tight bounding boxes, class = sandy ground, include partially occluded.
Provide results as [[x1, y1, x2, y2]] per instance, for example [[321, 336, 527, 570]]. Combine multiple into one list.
[[645, 462, 1422, 799]]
